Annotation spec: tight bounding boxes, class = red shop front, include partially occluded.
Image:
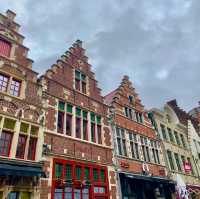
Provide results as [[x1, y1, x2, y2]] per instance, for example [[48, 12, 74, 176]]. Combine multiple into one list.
[[52, 159, 110, 199]]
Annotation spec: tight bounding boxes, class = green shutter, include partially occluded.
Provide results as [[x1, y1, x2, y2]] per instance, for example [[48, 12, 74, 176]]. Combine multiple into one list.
[[84, 167, 90, 180], [76, 166, 81, 180], [96, 116, 101, 124], [67, 104, 73, 113], [91, 113, 95, 122], [83, 111, 88, 119], [20, 123, 29, 133], [3, 118, 16, 130], [75, 70, 81, 79], [55, 163, 63, 178], [76, 108, 81, 117], [58, 101, 65, 111], [93, 168, 98, 181], [66, 164, 72, 180], [100, 170, 105, 182]]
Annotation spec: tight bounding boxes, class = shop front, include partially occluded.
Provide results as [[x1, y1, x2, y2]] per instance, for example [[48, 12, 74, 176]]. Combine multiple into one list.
[[0, 159, 43, 199], [119, 172, 175, 199], [52, 159, 110, 199]]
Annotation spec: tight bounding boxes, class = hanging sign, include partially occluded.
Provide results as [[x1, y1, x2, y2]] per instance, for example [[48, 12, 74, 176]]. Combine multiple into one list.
[[184, 162, 192, 172]]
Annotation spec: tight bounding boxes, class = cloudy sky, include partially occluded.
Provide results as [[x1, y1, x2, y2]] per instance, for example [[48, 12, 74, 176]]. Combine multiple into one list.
[[1, 0, 200, 111]]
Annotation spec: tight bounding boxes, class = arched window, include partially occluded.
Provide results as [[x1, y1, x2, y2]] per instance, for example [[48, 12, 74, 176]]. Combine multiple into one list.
[[0, 38, 11, 57]]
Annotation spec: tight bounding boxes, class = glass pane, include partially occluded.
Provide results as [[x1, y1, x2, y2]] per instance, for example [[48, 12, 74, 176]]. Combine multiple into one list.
[[75, 70, 81, 79], [54, 188, 63, 199], [66, 164, 72, 180], [66, 115, 72, 136], [84, 167, 90, 180], [76, 166, 81, 180], [67, 104, 73, 113], [96, 116, 101, 124], [76, 118, 81, 138], [82, 188, 89, 199], [30, 126, 39, 136], [93, 168, 98, 182], [100, 170, 105, 182], [83, 111, 88, 119], [20, 123, 29, 133], [64, 187, 72, 199], [76, 108, 81, 117], [81, 73, 86, 81], [58, 101, 65, 111], [74, 189, 81, 199], [55, 163, 63, 178], [8, 192, 19, 199], [90, 113, 95, 122], [3, 118, 16, 130]]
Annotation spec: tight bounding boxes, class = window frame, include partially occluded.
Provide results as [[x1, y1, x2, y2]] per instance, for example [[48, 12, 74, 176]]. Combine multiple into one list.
[[0, 38, 11, 57], [116, 127, 127, 157], [0, 131, 13, 157]]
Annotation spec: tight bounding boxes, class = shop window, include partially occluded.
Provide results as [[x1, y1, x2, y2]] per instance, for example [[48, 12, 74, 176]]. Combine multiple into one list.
[[129, 132, 139, 159], [174, 131, 181, 146], [27, 137, 37, 160], [54, 188, 63, 199], [93, 168, 98, 182], [167, 150, 175, 170], [55, 163, 63, 178], [167, 128, 174, 143], [0, 73, 9, 92], [76, 166, 82, 180], [75, 70, 87, 94], [16, 135, 27, 159], [160, 124, 167, 140], [116, 127, 127, 156], [10, 79, 21, 97], [0, 39, 11, 57], [0, 131, 12, 156], [174, 153, 182, 171], [3, 118, 16, 130], [64, 187, 72, 199]]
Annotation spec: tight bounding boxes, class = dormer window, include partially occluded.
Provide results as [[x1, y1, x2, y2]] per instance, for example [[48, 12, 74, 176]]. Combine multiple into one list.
[[0, 72, 22, 97], [75, 70, 87, 94], [0, 38, 11, 57]]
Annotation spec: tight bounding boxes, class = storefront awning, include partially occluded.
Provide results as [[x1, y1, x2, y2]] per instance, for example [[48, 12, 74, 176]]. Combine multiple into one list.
[[119, 171, 175, 184], [0, 159, 43, 177]]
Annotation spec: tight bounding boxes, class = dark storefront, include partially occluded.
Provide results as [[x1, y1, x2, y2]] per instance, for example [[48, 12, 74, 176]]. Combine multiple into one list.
[[119, 172, 175, 199]]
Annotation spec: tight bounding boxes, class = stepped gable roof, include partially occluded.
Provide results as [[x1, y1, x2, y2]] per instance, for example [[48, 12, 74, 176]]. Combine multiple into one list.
[[104, 75, 144, 110], [167, 99, 199, 132]]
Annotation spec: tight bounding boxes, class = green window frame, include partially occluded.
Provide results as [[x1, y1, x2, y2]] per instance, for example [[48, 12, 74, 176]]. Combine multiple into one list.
[[55, 163, 63, 178]]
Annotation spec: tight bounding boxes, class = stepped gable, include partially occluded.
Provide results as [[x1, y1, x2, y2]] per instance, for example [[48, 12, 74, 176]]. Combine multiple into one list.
[[43, 40, 103, 102], [167, 99, 199, 132], [0, 10, 34, 70], [104, 75, 144, 112]]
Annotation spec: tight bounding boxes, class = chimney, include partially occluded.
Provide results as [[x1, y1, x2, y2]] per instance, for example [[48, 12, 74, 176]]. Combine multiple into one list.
[[6, 10, 16, 21]]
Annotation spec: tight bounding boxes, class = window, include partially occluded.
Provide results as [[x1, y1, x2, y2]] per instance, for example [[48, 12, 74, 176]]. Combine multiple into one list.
[[167, 128, 174, 143], [141, 136, 150, 162], [57, 101, 73, 136], [0, 131, 12, 156], [27, 137, 37, 160], [10, 79, 21, 97], [116, 127, 127, 156], [174, 153, 182, 171], [181, 155, 185, 168], [174, 131, 181, 146], [91, 113, 102, 144], [16, 135, 27, 159], [55, 163, 63, 178], [97, 116, 102, 144], [7, 192, 19, 199], [167, 150, 175, 170], [135, 111, 143, 123], [83, 111, 88, 140], [128, 95, 134, 104], [0, 73, 9, 92], [180, 134, 186, 148], [76, 108, 81, 139], [91, 113, 96, 143], [129, 132, 139, 159], [151, 140, 160, 164], [160, 124, 167, 140], [0, 39, 11, 57], [75, 70, 87, 94], [124, 107, 136, 120]]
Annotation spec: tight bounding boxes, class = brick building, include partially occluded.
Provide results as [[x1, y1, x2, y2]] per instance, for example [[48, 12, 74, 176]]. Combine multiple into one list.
[[39, 40, 116, 199], [0, 10, 45, 198], [152, 100, 200, 198], [105, 76, 175, 199]]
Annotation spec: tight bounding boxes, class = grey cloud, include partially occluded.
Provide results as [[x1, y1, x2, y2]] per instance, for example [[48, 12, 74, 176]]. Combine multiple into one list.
[[1, 0, 200, 110]]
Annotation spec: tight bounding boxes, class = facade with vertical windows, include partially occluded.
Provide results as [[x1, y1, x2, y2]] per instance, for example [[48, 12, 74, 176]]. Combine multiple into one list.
[[151, 99, 200, 198], [105, 76, 175, 199], [39, 40, 116, 199], [0, 10, 44, 199]]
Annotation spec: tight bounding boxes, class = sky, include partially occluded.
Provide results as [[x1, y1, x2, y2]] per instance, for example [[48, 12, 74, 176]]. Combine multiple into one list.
[[1, 0, 200, 111]]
